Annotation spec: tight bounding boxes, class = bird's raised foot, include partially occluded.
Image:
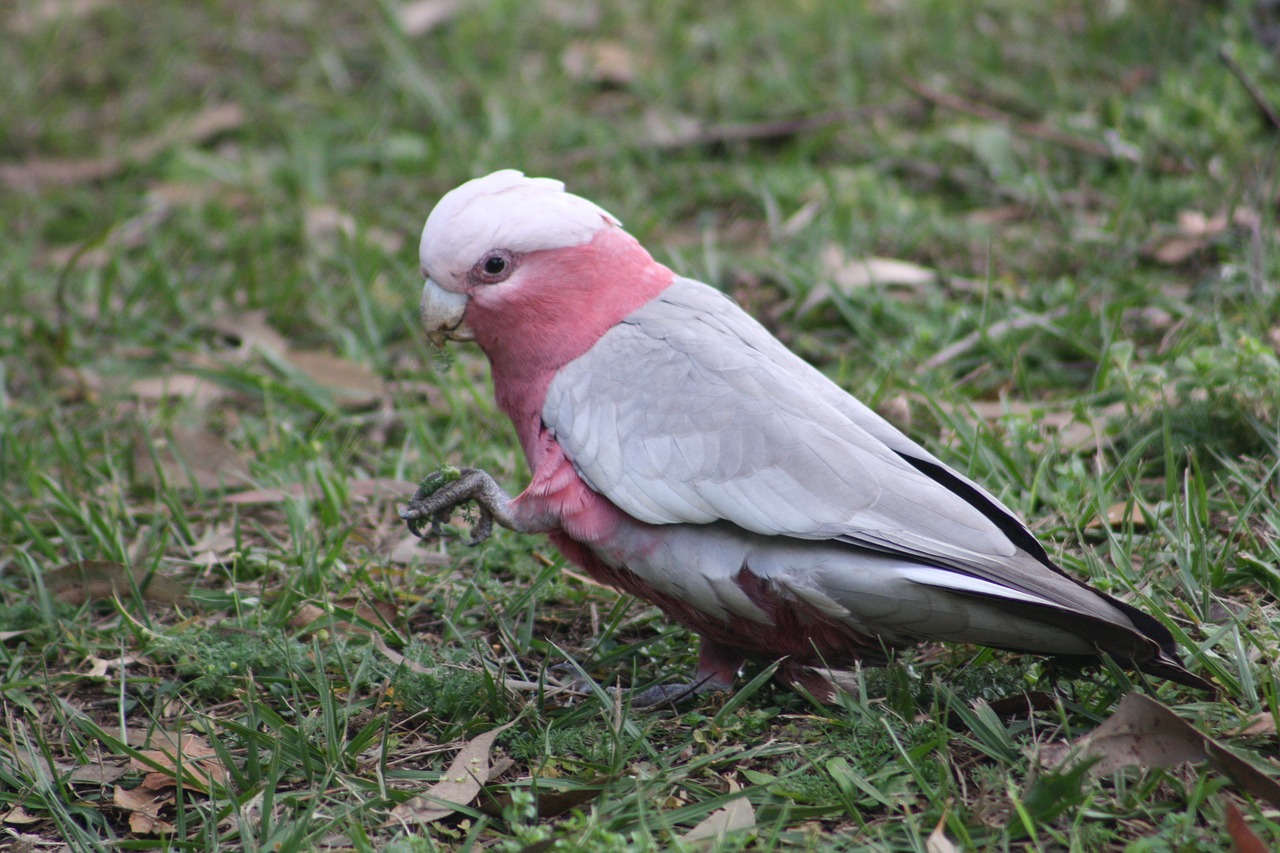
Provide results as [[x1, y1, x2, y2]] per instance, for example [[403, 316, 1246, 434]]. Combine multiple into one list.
[[399, 466, 511, 545]]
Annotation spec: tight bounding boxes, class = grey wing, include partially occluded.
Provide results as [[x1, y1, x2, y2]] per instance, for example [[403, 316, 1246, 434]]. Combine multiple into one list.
[[543, 278, 1022, 570], [542, 278, 1198, 672]]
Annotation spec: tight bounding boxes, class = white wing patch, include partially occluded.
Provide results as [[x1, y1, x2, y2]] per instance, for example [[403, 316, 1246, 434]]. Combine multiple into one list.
[[896, 567, 1061, 608]]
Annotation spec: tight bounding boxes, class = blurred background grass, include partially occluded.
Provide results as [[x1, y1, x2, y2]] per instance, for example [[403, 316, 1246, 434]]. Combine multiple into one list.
[[2, 0, 1279, 849]]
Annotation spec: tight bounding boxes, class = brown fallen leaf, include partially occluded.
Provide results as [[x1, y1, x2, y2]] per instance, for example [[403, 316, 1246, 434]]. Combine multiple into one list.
[[1224, 800, 1270, 853], [476, 778, 611, 819], [1085, 501, 1152, 531], [114, 785, 175, 835], [389, 722, 516, 824], [1, 804, 43, 825], [1041, 693, 1280, 810], [206, 310, 289, 358], [133, 733, 229, 794], [129, 372, 226, 409], [186, 522, 238, 568], [562, 39, 637, 87], [371, 632, 433, 676], [1150, 235, 1207, 266], [1234, 714, 1278, 738], [0, 103, 243, 190], [45, 203, 173, 269], [225, 477, 415, 505], [284, 350, 386, 408], [681, 777, 756, 842], [83, 653, 138, 679], [289, 598, 398, 635], [11, 0, 111, 32], [799, 247, 937, 315], [45, 560, 187, 607], [134, 425, 252, 492], [69, 761, 130, 785], [304, 204, 404, 254], [389, 531, 453, 566], [926, 815, 961, 853], [934, 396, 1122, 453], [923, 307, 1071, 370], [396, 0, 461, 36]]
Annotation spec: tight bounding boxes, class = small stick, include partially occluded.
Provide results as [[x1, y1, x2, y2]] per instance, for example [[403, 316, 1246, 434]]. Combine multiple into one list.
[[903, 77, 1188, 173], [1218, 47, 1280, 133]]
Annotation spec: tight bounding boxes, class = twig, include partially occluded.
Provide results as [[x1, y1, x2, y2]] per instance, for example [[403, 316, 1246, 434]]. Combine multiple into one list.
[[559, 105, 889, 165], [902, 77, 1187, 173], [923, 306, 1070, 371], [1218, 47, 1280, 133]]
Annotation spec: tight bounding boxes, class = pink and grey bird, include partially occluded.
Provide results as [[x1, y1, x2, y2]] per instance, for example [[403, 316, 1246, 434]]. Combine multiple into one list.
[[402, 170, 1208, 703]]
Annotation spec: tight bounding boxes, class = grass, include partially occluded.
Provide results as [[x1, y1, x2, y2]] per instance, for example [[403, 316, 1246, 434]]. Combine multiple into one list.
[[2, 0, 1280, 848]]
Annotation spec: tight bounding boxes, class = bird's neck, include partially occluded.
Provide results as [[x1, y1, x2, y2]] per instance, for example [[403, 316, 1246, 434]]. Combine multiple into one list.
[[470, 228, 675, 461]]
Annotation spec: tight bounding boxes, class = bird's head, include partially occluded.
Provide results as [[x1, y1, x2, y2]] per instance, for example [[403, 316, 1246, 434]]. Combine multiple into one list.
[[417, 170, 638, 348]]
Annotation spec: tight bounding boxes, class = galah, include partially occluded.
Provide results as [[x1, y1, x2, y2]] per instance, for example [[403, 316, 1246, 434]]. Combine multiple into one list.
[[402, 170, 1209, 704]]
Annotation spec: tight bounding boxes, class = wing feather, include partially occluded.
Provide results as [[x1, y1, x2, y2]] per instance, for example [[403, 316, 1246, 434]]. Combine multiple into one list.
[[544, 278, 1013, 565]]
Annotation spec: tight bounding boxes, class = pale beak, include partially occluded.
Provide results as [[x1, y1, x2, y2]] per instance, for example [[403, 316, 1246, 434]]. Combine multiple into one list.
[[419, 278, 473, 346]]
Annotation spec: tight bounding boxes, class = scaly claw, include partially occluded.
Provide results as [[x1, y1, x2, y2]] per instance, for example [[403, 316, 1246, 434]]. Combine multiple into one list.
[[399, 466, 535, 542]]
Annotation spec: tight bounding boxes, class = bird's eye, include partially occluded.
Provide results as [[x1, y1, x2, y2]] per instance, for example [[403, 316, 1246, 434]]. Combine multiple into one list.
[[472, 251, 516, 284]]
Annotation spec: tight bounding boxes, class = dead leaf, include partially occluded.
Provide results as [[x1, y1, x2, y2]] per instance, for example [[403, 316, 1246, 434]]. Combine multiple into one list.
[[923, 307, 1070, 370], [1177, 210, 1231, 238], [926, 815, 961, 853], [114, 785, 175, 835], [1151, 235, 1207, 266], [799, 247, 936, 314], [304, 205, 403, 254], [562, 40, 636, 87], [371, 632, 434, 675], [634, 108, 854, 152], [187, 522, 238, 568], [389, 531, 453, 566], [206, 310, 289, 358], [284, 350, 386, 408], [133, 733, 229, 794], [0, 630, 31, 642], [69, 761, 130, 785], [83, 653, 137, 678], [1234, 714, 1278, 738], [46, 203, 173, 269], [396, 0, 461, 36], [1, 804, 42, 825], [389, 722, 515, 824], [134, 425, 252, 492], [45, 560, 186, 606], [1085, 501, 1152, 530], [477, 779, 609, 819], [0, 103, 242, 190], [681, 777, 756, 842], [129, 372, 225, 409], [934, 396, 1121, 453], [289, 598, 397, 635], [224, 477, 415, 505], [10, 0, 110, 32], [1042, 693, 1280, 810], [639, 108, 704, 148], [1224, 800, 1270, 853]]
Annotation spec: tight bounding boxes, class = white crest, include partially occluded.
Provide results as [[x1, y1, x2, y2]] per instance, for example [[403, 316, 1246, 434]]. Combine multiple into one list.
[[420, 170, 622, 283]]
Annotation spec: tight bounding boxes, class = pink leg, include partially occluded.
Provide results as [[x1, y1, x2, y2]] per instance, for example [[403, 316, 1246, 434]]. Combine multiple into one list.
[[628, 638, 746, 708]]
